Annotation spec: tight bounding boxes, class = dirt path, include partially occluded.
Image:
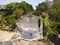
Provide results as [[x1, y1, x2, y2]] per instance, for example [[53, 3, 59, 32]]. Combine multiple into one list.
[[17, 40, 47, 45]]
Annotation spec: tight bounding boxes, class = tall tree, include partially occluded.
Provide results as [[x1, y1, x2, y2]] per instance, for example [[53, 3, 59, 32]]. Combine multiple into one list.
[[49, 0, 60, 22], [5, 1, 34, 14], [35, 1, 49, 16], [19, 1, 34, 13], [5, 3, 18, 9], [13, 8, 24, 19]]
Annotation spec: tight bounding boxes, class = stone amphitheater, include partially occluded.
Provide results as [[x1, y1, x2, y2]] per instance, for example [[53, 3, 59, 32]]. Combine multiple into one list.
[[0, 13, 55, 45]]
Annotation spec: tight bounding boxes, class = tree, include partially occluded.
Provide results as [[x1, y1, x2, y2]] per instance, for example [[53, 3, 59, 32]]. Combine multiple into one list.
[[19, 1, 34, 13], [6, 15, 17, 29], [5, 1, 34, 15], [13, 8, 24, 19], [5, 3, 18, 9], [40, 13, 53, 35], [48, 0, 60, 34], [35, 2, 48, 16], [6, 15, 17, 25], [49, 0, 60, 22]]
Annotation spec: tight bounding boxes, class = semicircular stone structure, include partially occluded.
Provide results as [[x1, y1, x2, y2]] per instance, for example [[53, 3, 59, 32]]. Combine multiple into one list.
[[21, 28, 41, 41], [16, 13, 43, 41]]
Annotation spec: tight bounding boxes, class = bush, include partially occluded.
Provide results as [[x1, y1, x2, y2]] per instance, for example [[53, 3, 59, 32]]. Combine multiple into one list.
[[6, 15, 17, 27]]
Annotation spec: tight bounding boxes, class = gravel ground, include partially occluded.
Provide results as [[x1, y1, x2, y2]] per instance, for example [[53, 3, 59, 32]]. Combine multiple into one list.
[[15, 40, 48, 45]]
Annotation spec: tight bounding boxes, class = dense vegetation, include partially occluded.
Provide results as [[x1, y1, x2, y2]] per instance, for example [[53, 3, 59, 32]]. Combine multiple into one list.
[[35, 0, 60, 35], [0, 1, 34, 31], [0, 0, 60, 35]]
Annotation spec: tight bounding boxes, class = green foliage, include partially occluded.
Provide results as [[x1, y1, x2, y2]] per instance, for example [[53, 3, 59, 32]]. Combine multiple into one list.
[[49, 9, 57, 16], [50, 21, 60, 34], [19, 1, 34, 13], [0, 1, 34, 31], [5, 1, 34, 14], [49, 0, 60, 22], [6, 15, 17, 25], [13, 8, 24, 19], [41, 14, 46, 19], [0, 14, 7, 24], [35, 2, 48, 16], [41, 14, 53, 35], [5, 3, 18, 9]]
